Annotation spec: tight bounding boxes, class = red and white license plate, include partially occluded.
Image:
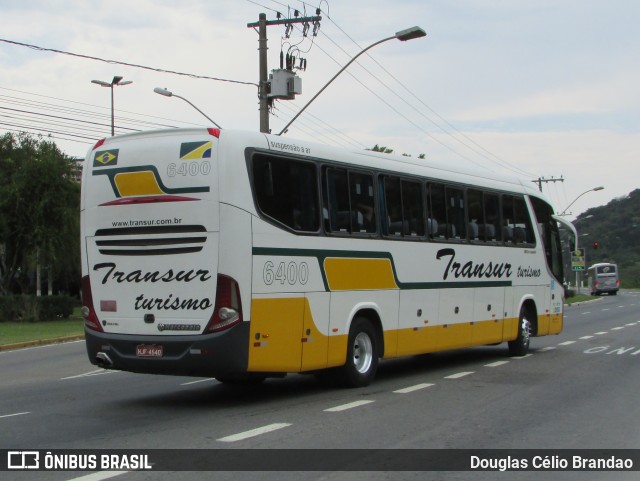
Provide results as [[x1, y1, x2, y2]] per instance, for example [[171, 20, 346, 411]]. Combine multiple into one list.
[[136, 344, 163, 357]]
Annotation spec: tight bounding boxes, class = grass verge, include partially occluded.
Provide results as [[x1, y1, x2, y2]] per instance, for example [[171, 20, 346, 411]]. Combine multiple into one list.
[[0, 309, 84, 346], [565, 293, 597, 305]]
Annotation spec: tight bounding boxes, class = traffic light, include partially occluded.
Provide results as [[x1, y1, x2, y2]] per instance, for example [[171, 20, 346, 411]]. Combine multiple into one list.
[[593, 241, 600, 250]]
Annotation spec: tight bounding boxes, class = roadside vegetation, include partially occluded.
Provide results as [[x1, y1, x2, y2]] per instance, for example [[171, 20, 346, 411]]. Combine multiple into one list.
[[0, 308, 83, 347]]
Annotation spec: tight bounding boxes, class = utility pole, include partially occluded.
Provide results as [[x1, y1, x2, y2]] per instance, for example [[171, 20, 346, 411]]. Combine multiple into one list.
[[532, 176, 564, 192], [248, 12, 321, 133], [257, 13, 269, 134]]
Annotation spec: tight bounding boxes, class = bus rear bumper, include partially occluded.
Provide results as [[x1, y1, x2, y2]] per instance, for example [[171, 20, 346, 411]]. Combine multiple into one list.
[[84, 322, 250, 377]]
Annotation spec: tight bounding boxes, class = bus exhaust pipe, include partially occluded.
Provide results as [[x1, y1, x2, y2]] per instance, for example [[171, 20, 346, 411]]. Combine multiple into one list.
[[95, 352, 113, 368]]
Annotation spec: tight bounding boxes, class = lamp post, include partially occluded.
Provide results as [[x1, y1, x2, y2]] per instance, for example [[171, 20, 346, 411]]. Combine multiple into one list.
[[153, 87, 222, 129], [559, 186, 604, 216], [277, 26, 426, 136], [91, 76, 132, 136]]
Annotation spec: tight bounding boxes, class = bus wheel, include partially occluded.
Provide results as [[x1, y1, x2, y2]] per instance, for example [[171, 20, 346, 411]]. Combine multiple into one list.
[[335, 317, 379, 388], [508, 308, 531, 356]]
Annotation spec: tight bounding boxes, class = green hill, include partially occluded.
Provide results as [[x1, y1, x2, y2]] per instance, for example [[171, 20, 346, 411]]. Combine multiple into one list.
[[571, 189, 640, 288]]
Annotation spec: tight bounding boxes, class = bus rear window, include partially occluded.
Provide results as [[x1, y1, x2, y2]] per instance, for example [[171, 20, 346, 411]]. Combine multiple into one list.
[[597, 265, 616, 274], [252, 154, 320, 232]]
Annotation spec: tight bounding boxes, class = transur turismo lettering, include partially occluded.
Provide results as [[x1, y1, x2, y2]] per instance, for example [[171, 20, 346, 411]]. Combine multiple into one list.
[[517, 266, 541, 278], [93, 262, 211, 285], [436, 248, 512, 281], [135, 293, 212, 311]]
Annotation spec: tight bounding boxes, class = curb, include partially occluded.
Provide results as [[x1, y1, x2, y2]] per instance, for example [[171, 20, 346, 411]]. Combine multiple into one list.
[[0, 335, 85, 352], [565, 297, 603, 307]]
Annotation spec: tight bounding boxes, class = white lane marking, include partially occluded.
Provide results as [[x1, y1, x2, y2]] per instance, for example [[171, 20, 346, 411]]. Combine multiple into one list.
[[61, 369, 119, 380], [180, 378, 215, 386], [324, 400, 375, 412], [611, 327, 625, 331], [217, 423, 292, 442], [594, 331, 608, 335], [67, 471, 127, 481], [582, 312, 591, 315], [539, 346, 556, 352], [558, 341, 576, 346], [579, 336, 594, 340], [485, 361, 509, 368], [602, 308, 610, 311], [444, 371, 474, 379], [394, 383, 434, 394], [0, 412, 30, 419], [626, 323, 637, 326]]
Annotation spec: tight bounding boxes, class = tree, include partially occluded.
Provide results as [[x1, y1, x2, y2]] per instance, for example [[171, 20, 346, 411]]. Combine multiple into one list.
[[370, 144, 394, 154], [0, 132, 80, 295]]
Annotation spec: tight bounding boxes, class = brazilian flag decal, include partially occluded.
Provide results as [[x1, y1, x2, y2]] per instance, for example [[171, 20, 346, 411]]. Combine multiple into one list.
[[94, 149, 119, 167], [180, 141, 212, 160]]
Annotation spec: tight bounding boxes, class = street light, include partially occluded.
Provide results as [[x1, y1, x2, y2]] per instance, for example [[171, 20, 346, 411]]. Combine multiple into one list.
[[573, 214, 593, 225], [91, 76, 132, 136], [277, 26, 427, 136], [153, 87, 222, 129], [559, 186, 605, 216]]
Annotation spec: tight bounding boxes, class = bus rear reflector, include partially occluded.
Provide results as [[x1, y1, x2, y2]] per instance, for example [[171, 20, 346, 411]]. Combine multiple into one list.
[[207, 128, 221, 138], [81, 276, 104, 332], [204, 274, 242, 333]]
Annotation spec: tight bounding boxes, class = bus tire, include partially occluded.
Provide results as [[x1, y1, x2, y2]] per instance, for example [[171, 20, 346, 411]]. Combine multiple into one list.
[[508, 308, 531, 356], [335, 317, 379, 388]]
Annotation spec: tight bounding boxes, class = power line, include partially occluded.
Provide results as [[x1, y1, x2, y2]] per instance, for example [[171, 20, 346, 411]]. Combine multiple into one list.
[[266, 2, 537, 178], [271, 21, 495, 173], [0, 87, 201, 128], [0, 38, 258, 87], [316, 9, 536, 178], [0, 87, 216, 149]]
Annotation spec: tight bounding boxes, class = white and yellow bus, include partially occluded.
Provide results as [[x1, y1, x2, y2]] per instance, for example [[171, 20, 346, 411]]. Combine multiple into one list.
[[81, 128, 564, 387]]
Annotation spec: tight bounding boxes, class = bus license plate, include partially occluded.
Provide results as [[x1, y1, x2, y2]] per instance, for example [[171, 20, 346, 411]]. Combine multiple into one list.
[[136, 345, 163, 357]]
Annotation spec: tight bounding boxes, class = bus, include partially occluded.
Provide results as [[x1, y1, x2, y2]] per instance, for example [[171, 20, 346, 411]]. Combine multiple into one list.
[[80, 128, 564, 387], [587, 263, 619, 296]]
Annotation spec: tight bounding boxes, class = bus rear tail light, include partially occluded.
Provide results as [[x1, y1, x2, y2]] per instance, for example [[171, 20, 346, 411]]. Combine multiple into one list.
[[204, 275, 242, 333], [81, 276, 104, 332]]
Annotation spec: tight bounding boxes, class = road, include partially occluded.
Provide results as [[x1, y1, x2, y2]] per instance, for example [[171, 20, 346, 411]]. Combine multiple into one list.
[[1, 291, 639, 481]]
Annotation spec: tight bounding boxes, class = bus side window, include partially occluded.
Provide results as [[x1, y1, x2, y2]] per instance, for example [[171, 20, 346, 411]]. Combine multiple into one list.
[[383, 176, 403, 236], [467, 189, 484, 241], [324, 168, 351, 233], [428, 182, 447, 239], [484, 193, 501, 242], [501, 195, 514, 243], [253, 154, 320, 232], [446, 186, 466, 240], [513, 196, 534, 245], [350, 172, 377, 234], [402, 180, 425, 237]]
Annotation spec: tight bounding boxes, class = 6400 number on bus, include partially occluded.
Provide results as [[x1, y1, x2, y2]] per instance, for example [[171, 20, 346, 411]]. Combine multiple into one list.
[[263, 261, 309, 286]]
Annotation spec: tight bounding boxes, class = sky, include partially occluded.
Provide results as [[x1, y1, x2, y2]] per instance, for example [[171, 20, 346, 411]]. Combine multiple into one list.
[[0, 0, 638, 221]]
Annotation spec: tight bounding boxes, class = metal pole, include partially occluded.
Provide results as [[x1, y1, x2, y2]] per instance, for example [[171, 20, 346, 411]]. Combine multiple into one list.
[[110, 84, 115, 136]]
